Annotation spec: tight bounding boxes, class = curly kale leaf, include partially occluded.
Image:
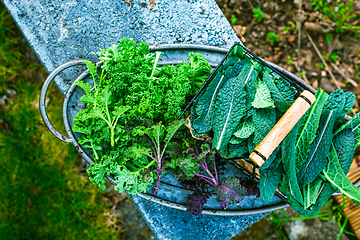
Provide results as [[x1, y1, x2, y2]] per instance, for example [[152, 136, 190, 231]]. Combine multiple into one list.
[[186, 189, 212, 216], [113, 166, 156, 195], [99, 38, 210, 125], [215, 177, 246, 207], [168, 154, 200, 180], [187, 52, 212, 94]]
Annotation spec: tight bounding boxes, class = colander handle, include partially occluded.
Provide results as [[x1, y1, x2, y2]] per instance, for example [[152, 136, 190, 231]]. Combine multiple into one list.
[[249, 90, 316, 166], [40, 60, 89, 143]]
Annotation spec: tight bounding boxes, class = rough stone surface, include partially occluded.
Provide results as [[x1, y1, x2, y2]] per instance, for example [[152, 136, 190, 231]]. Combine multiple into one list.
[[2, 0, 239, 95], [130, 195, 267, 240], [1, 0, 266, 239]]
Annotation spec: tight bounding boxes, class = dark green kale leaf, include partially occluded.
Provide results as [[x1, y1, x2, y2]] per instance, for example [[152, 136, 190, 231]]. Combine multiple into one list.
[[244, 58, 263, 112], [222, 60, 244, 79], [260, 161, 283, 202], [281, 123, 303, 204], [233, 118, 256, 140], [333, 129, 355, 175], [295, 89, 328, 171], [280, 184, 313, 217], [229, 136, 246, 145], [252, 78, 275, 109], [342, 92, 356, 117], [322, 146, 360, 205], [228, 141, 248, 158], [212, 74, 247, 154], [252, 108, 276, 137], [252, 108, 276, 146], [297, 110, 336, 187], [221, 45, 244, 72], [334, 112, 360, 149], [275, 77, 295, 103], [191, 72, 226, 137], [306, 132, 355, 216], [324, 89, 346, 122], [303, 177, 323, 210], [263, 67, 291, 113]]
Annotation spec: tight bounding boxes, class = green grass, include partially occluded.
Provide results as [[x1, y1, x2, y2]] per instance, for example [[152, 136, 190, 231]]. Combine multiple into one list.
[[0, 5, 118, 240]]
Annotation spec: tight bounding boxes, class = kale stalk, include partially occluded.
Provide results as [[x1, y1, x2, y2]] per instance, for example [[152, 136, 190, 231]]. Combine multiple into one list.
[[133, 119, 186, 195], [190, 144, 246, 209]]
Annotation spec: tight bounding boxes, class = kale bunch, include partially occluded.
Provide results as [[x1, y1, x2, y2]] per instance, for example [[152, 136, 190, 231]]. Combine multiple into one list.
[[72, 38, 212, 196], [99, 38, 211, 125]]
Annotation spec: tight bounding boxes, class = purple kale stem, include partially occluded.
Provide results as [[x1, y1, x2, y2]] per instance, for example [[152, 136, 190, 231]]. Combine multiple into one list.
[[195, 144, 199, 157], [194, 174, 216, 186], [200, 154, 218, 185], [220, 201, 227, 209], [188, 141, 199, 157], [153, 167, 163, 195], [194, 173, 214, 181], [203, 152, 208, 169], [213, 154, 219, 183]]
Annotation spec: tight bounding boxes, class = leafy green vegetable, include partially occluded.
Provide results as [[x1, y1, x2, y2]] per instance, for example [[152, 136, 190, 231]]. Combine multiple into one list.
[[263, 68, 291, 112], [133, 120, 186, 195], [168, 154, 200, 180], [187, 52, 212, 95], [306, 130, 355, 216], [343, 92, 356, 116], [229, 136, 245, 145], [260, 161, 283, 202], [72, 39, 213, 197], [252, 108, 276, 146], [275, 77, 295, 103], [334, 112, 360, 149], [333, 129, 355, 175], [221, 45, 244, 71], [99, 38, 210, 125], [324, 89, 345, 122], [295, 89, 328, 171], [191, 72, 226, 136], [228, 141, 248, 158], [303, 177, 323, 209], [252, 108, 276, 137], [244, 59, 262, 112], [322, 147, 360, 204], [187, 43, 360, 216], [252, 78, 275, 108], [212, 75, 247, 154], [297, 110, 336, 187], [233, 118, 256, 139], [281, 124, 303, 204], [215, 177, 246, 206]]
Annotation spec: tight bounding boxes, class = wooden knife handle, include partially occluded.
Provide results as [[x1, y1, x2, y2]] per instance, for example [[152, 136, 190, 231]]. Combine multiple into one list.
[[249, 90, 316, 167]]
